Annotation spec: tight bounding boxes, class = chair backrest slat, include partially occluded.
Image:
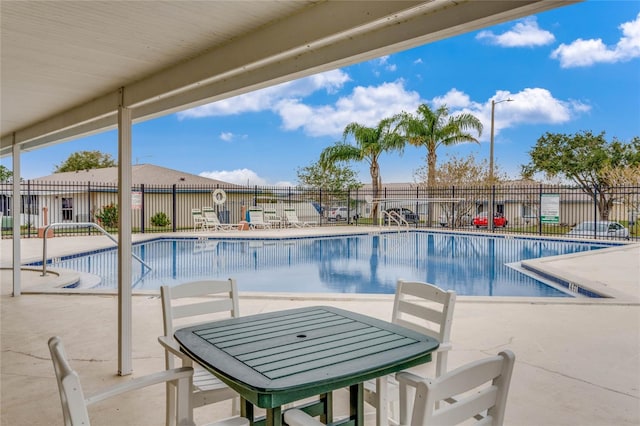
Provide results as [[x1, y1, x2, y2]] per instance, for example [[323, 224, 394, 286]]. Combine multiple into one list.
[[172, 299, 235, 322]]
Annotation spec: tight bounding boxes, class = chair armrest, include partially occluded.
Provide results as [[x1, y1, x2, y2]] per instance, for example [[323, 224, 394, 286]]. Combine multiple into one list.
[[437, 342, 452, 353], [85, 367, 193, 406], [158, 335, 193, 361], [283, 409, 325, 426], [395, 371, 424, 388]]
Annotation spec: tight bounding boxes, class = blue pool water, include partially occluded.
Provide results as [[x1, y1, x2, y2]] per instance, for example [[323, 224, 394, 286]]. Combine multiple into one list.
[[42, 232, 614, 297]]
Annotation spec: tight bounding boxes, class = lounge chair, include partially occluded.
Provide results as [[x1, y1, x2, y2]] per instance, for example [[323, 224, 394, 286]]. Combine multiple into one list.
[[247, 208, 272, 229], [284, 208, 317, 228], [202, 206, 238, 231], [263, 209, 283, 228], [192, 208, 207, 231]]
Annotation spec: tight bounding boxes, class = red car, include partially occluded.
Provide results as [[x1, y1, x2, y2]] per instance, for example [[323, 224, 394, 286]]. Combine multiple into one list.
[[472, 212, 508, 228]]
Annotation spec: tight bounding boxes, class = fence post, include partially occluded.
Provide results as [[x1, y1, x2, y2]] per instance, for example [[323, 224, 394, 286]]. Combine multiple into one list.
[[172, 184, 177, 233], [140, 184, 145, 234], [451, 186, 455, 230], [321, 188, 324, 224], [489, 185, 496, 232], [594, 184, 599, 224], [538, 184, 542, 236], [88, 182, 92, 236], [26, 180, 31, 238]]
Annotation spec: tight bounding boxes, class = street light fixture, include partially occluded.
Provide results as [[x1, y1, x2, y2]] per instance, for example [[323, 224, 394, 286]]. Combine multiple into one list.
[[488, 98, 513, 231]]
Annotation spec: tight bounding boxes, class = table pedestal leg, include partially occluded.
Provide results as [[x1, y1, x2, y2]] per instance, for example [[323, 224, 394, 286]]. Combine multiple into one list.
[[266, 406, 282, 426], [241, 398, 254, 424], [349, 383, 364, 426], [320, 392, 333, 424]]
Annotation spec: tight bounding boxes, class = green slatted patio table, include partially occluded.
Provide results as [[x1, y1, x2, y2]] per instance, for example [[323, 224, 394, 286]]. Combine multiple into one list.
[[174, 306, 439, 426]]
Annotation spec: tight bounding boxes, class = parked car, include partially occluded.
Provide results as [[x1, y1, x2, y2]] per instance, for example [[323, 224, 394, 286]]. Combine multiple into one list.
[[567, 221, 629, 239], [327, 206, 348, 221], [472, 212, 508, 228], [384, 207, 419, 224]]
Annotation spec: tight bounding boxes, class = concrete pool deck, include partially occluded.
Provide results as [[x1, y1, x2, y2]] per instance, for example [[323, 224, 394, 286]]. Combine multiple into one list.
[[1, 227, 639, 425]]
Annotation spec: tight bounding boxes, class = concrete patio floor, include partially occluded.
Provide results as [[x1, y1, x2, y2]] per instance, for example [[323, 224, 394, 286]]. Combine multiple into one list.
[[1, 227, 639, 425]]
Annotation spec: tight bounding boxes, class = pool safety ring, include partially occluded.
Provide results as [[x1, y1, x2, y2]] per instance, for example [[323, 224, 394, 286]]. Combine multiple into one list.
[[212, 189, 227, 205]]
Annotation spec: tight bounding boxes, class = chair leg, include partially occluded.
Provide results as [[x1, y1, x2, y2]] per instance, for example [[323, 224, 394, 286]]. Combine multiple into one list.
[[375, 376, 389, 426], [166, 382, 176, 426]]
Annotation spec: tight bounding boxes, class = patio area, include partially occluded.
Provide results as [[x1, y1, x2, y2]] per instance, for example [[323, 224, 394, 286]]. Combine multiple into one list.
[[1, 228, 639, 425]]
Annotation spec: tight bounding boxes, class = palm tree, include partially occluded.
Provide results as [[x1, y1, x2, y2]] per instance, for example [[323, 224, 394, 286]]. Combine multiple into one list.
[[399, 104, 483, 188], [319, 117, 405, 222]]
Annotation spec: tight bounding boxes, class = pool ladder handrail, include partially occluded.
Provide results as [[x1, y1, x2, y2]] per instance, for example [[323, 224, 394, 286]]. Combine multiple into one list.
[[41, 222, 152, 276], [381, 210, 409, 228]]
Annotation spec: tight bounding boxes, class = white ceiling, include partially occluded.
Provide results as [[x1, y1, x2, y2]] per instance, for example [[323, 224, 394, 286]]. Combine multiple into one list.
[[0, 0, 578, 156]]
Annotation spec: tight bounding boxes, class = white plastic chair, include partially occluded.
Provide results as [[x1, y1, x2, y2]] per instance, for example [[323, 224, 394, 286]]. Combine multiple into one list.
[[364, 280, 456, 426], [192, 208, 207, 231], [284, 351, 515, 426], [202, 206, 237, 231], [48, 336, 249, 426], [263, 209, 283, 228], [283, 208, 317, 227], [247, 208, 272, 229], [159, 279, 240, 426], [396, 350, 516, 426]]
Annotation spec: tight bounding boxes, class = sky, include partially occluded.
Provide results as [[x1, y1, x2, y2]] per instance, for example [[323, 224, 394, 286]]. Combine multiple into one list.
[[5, 0, 640, 186]]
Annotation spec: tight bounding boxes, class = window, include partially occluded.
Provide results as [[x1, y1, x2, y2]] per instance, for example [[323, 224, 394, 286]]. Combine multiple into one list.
[[61, 197, 73, 221], [522, 203, 537, 218]]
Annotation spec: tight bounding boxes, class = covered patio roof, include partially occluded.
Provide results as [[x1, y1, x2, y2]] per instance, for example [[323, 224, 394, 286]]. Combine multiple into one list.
[[1, 0, 581, 375], [1, 0, 578, 155]]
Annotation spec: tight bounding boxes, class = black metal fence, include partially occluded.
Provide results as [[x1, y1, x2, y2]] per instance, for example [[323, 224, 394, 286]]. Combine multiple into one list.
[[1, 181, 638, 241]]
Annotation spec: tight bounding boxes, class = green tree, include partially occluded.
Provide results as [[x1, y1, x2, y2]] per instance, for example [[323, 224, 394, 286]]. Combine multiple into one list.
[[416, 153, 507, 227], [399, 104, 483, 188], [54, 150, 116, 173], [523, 131, 640, 220], [319, 117, 405, 221], [0, 165, 13, 183], [296, 160, 361, 192], [415, 153, 507, 186]]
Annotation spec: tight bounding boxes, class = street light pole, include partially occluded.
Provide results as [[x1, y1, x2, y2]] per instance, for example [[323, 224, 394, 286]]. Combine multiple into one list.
[[488, 98, 512, 231]]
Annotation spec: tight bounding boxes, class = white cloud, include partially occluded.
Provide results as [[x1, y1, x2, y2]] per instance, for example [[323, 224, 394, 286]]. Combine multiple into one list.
[[551, 12, 640, 67], [276, 80, 422, 137], [432, 88, 475, 109], [476, 17, 555, 47], [438, 88, 590, 142], [177, 69, 350, 119], [199, 168, 293, 187], [219, 132, 233, 142], [373, 55, 397, 72]]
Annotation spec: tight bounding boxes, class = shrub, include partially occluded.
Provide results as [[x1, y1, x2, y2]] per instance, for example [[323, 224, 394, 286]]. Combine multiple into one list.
[[95, 203, 118, 228], [150, 211, 171, 227]]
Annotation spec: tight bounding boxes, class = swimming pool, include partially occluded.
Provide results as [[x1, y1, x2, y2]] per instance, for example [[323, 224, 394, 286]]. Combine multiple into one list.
[[40, 232, 615, 297]]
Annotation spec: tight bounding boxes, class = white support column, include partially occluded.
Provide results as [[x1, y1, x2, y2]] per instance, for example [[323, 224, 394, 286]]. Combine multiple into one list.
[[117, 88, 133, 375], [12, 136, 21, 296]]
